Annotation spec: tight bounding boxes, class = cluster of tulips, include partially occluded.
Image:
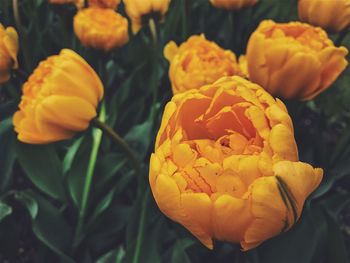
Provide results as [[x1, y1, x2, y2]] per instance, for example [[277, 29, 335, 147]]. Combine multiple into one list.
[[1, 0, 350, 252]]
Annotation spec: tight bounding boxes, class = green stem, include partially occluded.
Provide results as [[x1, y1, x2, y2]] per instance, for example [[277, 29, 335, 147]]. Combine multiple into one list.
[[148, 18, 159, 128], [92, 119, 140, 177], [132, 189, 150, 263], [12, 0, 21, 30], [73, 101, 106, 248], [148, 18, 158, 47]]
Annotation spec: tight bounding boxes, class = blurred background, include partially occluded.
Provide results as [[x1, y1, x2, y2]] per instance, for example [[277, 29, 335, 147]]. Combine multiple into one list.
[[0, 0, 349, 262]]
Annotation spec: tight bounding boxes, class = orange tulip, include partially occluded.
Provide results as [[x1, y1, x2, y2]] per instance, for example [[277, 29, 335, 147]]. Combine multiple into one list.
[[13, 49, 103, 144], [124, 0, 171, 33], [0, 24, 18, 85], [150, 76, 323, 250], [74, 8, 129, 51], [246, 20, 348, 100], [88, 0, 120, 9], [164, 35, 243, 94], [298, 0, 350, 33], [210, 0, 258, 10]]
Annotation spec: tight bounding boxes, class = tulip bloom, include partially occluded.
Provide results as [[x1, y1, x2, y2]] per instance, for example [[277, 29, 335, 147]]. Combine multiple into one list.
[[74, 8, 128, 51], [13, 49, 103, 144], [88, 0, 120, 9], [124, 0, 171, 33], [164, 35, 243, 94], [246, 20, 348, 100], [210, 0, 258, 10], [0, 24, 18, 85], [149, 76, 323, 250], [298, 0, 350, 33]]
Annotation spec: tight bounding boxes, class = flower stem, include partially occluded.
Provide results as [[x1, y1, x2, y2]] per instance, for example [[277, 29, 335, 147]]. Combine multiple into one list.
[[73, 101, 106, 248], [12, 0, 21, 30], [148, 18, 158, 47], [92, 119, 140, 177], [132, 189, 150, 263]]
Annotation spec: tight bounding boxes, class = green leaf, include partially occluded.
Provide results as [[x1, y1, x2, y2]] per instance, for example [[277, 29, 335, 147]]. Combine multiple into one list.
[[0, 118, 16, 191], [88, 188, 115, 224], [15, 142, 65, 201], [170, 238, 194, 263], [63, 136, 84, 174], [96, 247, 125, 263], [66, 134, 93, 208], [20, 190, 74, 263], [14, 191, 38, 219], [325, 211, 350, 263], [0, 202, 12, 222]]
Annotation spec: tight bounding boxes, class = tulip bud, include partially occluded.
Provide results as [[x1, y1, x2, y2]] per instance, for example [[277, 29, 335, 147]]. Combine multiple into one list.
[[74, 8, 129, 51], [88, 0, 120, 9], [0, 24, 18, 85], [13, 49, 104, 144], [298, 0, 350, 33], [164, 34, 243, 94], [210, 0, 258, 10], [246, 20, 348, 100], [124, 0, 171, 34]]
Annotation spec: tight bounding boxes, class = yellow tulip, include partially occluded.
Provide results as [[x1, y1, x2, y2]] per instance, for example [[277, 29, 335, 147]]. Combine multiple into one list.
[[73, 8, 128, 51], [298, 0, 350, 33], [0, 24, 18, 85], [124, 0, 171, 34], [246, 20, 348, 100], [149, 76, 323, 250], [164, 35, 243, 94], [88, 0, 120, 9], [13, 49, 103, 144], [210, 0, 258, 10]]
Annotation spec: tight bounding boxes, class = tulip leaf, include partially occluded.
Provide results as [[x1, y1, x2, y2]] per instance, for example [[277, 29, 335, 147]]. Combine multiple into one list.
[[14, 191, 39, 219], [15, 142, 66, 201], [170, 238, 194, 263], [0, 118, 16, 191], [96, 247, 125, 263], [18, 190, 74, 262], [66, 134, 93, 208], [0, 202, 12, 222]]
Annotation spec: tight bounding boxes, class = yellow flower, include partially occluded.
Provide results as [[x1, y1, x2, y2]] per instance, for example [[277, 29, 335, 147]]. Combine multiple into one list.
[[88, 0, 120, 9], [210, 0, 258, 10], [298, 0, 350, 33], [164, 35, 243, 94], [246, 20, 348, 100], [149, 76, 323, 250], [0, 24, 18, 85], [13, 49, 103, 144], [74, 8, 129, 52], [124, 0, 171, 34]]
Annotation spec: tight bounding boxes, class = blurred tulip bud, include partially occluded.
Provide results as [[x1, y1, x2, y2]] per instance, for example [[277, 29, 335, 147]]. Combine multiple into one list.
[[74, 8, 129, 51], [298, 0, 350, 33], [210, 0, 258, 10], [88, 0, 120, 9], [124, 0, 171, 34], [164, 34, 243, 94], [0, 24, 18, 85]]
